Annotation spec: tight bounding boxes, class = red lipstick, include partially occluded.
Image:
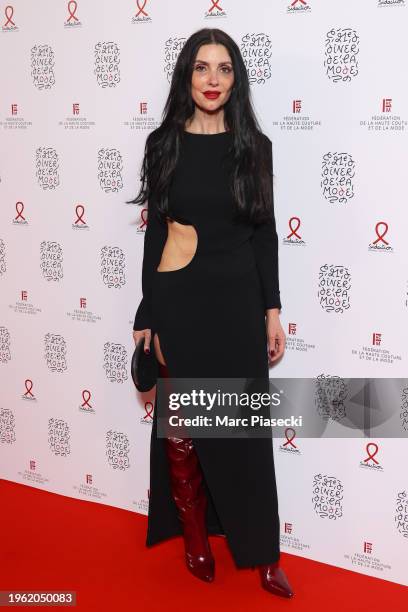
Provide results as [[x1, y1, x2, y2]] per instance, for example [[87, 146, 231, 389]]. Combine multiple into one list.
[[203, 91, 221, 99]]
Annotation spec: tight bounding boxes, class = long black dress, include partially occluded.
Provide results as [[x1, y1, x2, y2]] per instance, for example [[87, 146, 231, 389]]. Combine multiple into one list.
[[133, 129, 282, 568]]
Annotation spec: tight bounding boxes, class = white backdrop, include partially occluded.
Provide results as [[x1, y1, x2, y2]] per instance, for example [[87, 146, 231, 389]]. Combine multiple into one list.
[[0, 0, 407, 587]]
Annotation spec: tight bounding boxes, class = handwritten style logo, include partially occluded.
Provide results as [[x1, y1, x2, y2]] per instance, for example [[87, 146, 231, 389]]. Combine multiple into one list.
[[312, 474, 343, 520], [315, 374, 347, 421], [318, 264, 351, 313], [40, 241, 63, 282], [106, 430, 130, 470], [31, 45, 55, 89], [164, 37, 187, 84], [395, 491, 408, 538], [368, 221, 393, 253], [241, 33, 272, 84], [0, 239, 6, 276], [132, 0, 152, 23], [100, 246, 126, 288], [287, 0, 311, 13], [94, 42, 120, 88], [44, 333, 67, 373], [321, 152, 355, 204], [103, 342, 128, 383], [48, 418, 70, 456], [35, 147, 60, 190], [0, 327, 11, 363], [324, 28, 359, 83], [400, 387, 408, 431], [0, 408, 15, 443], [97, 148, 123, 193]]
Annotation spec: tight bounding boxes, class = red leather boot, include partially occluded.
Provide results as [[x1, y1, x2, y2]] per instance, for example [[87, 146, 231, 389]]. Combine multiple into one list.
[[253, 561, 294, 597], [159, 361, 215, 582], [165, 435, 215, 582]]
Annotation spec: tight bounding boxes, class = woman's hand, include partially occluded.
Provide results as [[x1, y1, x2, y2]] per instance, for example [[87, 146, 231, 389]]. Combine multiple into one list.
[[133, 328, 152, 354], [265, 309, 285, 364]]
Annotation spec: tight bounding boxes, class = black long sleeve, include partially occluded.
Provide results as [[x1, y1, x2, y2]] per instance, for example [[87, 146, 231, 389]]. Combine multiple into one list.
[[133, 195, 167, 331], [250, 136, 282, 311]]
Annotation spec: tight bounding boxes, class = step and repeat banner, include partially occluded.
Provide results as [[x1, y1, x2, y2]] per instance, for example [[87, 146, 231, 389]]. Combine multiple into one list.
[[1, 0, 407, 587]]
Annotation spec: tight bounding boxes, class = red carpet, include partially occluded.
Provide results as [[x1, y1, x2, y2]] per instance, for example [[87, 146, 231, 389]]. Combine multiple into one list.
[[1, 478, 407, 611]]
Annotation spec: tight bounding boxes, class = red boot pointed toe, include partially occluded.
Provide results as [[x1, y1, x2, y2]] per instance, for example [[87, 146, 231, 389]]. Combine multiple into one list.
[[258, 561, 294, 598], [186, 552, 215, 582]]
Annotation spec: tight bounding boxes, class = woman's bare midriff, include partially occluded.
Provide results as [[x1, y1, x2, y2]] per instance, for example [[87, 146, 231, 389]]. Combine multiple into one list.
[[157, 218, 198, 272]]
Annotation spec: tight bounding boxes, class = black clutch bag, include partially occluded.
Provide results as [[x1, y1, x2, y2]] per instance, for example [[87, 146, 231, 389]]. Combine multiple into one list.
[[131, 336, 158, 392]]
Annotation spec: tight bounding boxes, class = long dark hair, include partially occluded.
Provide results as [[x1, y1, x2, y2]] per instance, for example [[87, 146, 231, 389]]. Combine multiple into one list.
[[128, 28, 274, 224]]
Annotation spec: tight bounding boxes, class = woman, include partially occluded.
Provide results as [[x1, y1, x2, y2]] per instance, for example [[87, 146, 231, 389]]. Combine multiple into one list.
[[131, 28, 294, 598]]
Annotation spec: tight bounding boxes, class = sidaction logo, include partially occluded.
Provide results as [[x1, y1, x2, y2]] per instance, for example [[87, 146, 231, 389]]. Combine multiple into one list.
[[368, 221, 393, 253], [378, 0, 405, 7], [2, 4, 18, 31], [287, 0, 311, 13], [64, 0, 82, 27]]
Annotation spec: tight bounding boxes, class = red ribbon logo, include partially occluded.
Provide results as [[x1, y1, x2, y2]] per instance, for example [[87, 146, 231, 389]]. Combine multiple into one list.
[[67, 1, 79, 23], [363, 442, 379, 465], [291, 0, 306, 5], [135, 0, 148, 17], [4, 5, 15, 27], [15, 201, 26, 221], [24, 379, 34, 398], [208, 0, 223, 11], [287, 216, 301, 239], [81, 390, 92, 409], [75, 204, 86, 225], [139, 208, 148, 229], [282, 427, 297, 448], [372, 221, 389, 245], [143, 401, 154, 421]]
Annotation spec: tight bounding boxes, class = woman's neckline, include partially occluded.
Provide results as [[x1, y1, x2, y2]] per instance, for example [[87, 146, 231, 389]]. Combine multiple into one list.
[[183, 129, 231, 137]]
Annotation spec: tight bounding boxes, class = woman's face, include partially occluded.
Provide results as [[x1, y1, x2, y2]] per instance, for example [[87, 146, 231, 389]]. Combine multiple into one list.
[[190, 43, 235, 113]]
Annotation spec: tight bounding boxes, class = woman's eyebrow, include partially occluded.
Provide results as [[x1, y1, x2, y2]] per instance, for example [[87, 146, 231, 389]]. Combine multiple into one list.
[[194, 59, 233, 65]]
